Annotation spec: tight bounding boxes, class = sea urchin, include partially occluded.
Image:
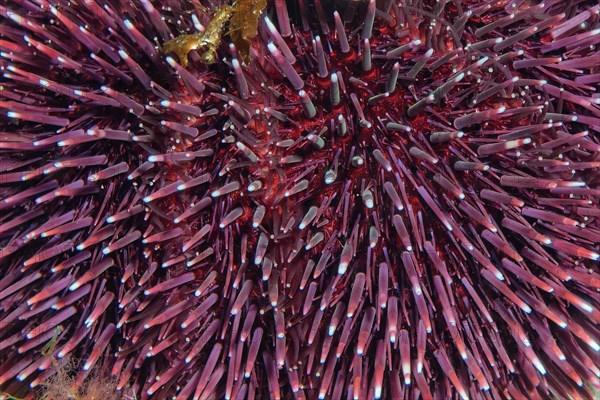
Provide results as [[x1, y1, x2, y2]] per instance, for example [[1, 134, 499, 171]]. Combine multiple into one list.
[[1, 0, 599, 399]]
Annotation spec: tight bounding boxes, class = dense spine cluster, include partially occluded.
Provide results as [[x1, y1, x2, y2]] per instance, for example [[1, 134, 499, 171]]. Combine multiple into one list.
[[1, 0, 599, 399]]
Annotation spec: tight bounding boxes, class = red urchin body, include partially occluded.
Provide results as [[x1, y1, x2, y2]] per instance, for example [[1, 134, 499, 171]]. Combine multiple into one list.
[[1, 0, 599, 399]]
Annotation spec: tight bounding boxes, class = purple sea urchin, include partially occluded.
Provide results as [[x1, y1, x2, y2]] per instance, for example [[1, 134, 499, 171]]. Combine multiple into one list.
[[1, 0, 599, 399]]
